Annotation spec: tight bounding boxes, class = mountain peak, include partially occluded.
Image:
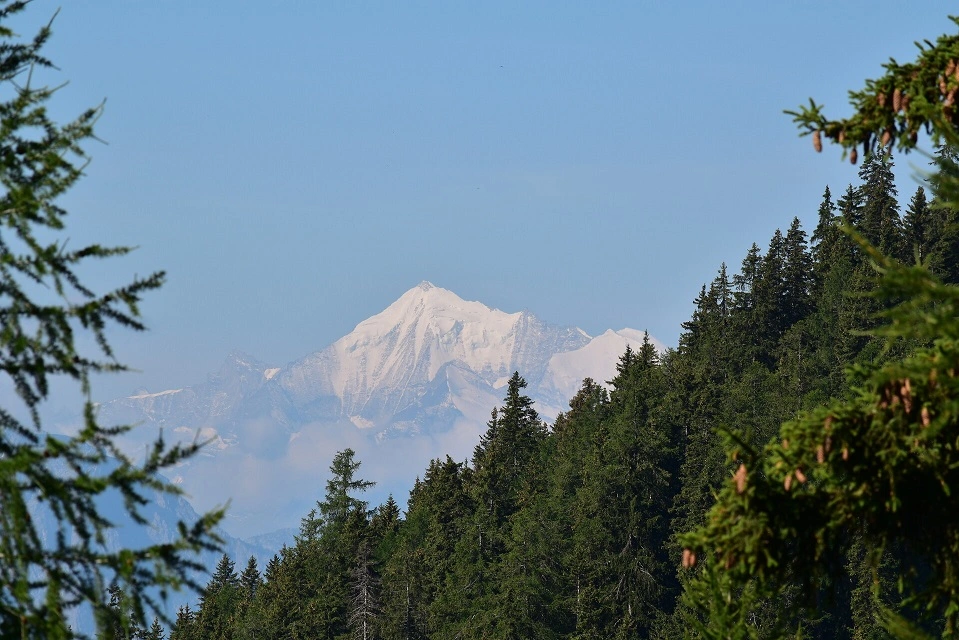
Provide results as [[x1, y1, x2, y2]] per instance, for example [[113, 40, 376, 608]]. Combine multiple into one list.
[[389, 282, 476, 318]]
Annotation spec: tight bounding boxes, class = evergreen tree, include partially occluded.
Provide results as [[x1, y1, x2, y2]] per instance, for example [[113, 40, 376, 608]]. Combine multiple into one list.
[[371, 494, 402, 544], [144, 618, 164, 640], [239, 555, 261, 604], [382, 456, 473, 638], [857, 147, 904, 260], [301, 449, 377, 640], [811, 186, 840, 269], [471, 372, 546, 525], [927, 144, 959, 284], [454, 373, 548, 639], [168, 606, 196, 640], [838, 183, 865, 234], [349, 538, 381, 640], [196, 554, 240, 640], [0, 4, 223, 637], [782, 218, 814, 328], [753, 230, 789, 359], [672, 266, 738, 540], [320, 449, 376, 536], [102, 585, 142, 640], [904, 186, 933, 264]]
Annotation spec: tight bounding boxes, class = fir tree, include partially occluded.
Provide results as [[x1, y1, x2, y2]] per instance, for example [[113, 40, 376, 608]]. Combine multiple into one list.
[[904, 186, 933, 264]]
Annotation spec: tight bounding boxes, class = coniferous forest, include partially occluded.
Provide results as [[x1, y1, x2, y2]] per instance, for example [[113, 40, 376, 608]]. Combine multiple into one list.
[[146, 147, 959, 640], [7, 0, 959, 637]]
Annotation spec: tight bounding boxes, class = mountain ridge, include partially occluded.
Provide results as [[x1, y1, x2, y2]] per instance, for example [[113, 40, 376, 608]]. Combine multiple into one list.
[[91, 282, 662, 536]]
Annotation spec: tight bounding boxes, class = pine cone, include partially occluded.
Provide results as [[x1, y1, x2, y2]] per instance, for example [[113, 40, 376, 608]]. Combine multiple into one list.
[[813, 130, 822, 152], [734, 464, 747, 494], [893, 88, 902, 111], [849, 148, 858, 164], [877, 92, 887, 108], [947, 59, 956, 77], [882, 129, 892, 146]]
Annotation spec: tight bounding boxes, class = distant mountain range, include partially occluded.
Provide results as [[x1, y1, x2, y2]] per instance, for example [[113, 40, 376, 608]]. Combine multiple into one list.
[[90, 282, 662, 538]]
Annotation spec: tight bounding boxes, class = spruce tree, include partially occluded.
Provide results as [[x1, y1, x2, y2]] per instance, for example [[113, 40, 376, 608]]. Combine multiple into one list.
[[386, 456, 473, 638], [471, 372, 545, 525], [457, 373, 548, 639], [857, 147, 904, 260], [145, 618, 165, 640], [753, 230, 788, 359], [811, 186, 839, 269], [904, 186, 933, 264], [782, 218, 814, 328], [926, 145, 959, 284], [196, 554, 240, 640], [168, 606, 196, 640], [239, 556, 261, 604]]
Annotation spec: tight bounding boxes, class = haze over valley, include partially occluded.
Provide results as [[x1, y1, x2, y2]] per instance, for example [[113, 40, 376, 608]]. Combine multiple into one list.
[[85, 281, 662, 538]]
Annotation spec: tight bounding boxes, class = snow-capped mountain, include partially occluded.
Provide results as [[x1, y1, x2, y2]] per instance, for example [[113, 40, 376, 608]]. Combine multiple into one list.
[[277, 281, 593, 434], [93, 282, 662, 537]]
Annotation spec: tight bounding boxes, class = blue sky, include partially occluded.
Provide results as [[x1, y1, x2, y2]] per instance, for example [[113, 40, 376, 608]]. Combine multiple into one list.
[[19, 2, 953, 401]]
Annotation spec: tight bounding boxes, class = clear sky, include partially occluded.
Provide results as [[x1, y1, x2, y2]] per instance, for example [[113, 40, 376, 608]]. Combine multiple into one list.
[[18, 2, 953, 402]]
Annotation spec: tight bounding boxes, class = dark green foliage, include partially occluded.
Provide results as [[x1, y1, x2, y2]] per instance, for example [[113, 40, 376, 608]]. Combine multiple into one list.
[[858, 149, 904, 260], [682, 243, 959, 638], [196, 555, 240, 640], [101, 585, 141, 640], [144, 618, 165, 640], [472, 372, 546, 525], [904, 186, 933, 264], [170, 109, 955, 640], [0, 4, 223, 638], [786, 17, 959, 161], [239, 555, 260, 604], [168, 606, 195, 640]]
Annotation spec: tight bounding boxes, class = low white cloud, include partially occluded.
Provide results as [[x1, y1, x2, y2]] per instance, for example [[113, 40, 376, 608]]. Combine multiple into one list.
[[173, 416, 487, 539]]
